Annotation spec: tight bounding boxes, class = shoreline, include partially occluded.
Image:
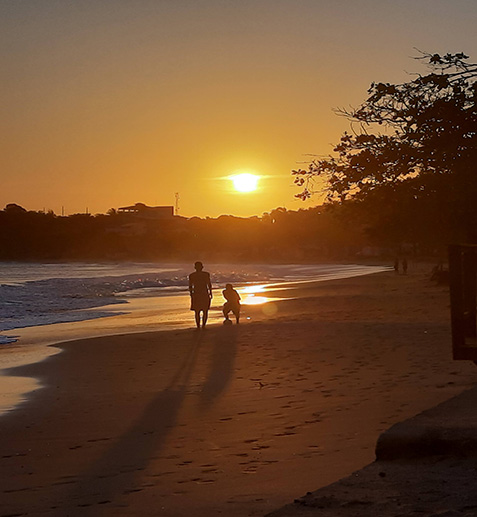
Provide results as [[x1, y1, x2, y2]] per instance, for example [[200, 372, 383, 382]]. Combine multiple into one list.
[[0, 264, 388, 414], [1, 266, 475, 515], [0, 262, 388, 335]]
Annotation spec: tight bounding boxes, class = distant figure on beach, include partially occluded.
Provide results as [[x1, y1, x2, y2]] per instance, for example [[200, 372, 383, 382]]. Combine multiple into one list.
[[402, 258, 408, 275], [431, 263, 449, 284], [222, 283, 241, 324], [394, 258, 399, 273], [189, 261, 212, 329]]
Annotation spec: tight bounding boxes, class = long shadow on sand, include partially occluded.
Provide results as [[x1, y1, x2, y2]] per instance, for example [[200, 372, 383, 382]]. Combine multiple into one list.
[[1, 323, 240, 514], [61, 324, 238, 513], [198, 324, 238, 411], [60, 331, 204, 513]]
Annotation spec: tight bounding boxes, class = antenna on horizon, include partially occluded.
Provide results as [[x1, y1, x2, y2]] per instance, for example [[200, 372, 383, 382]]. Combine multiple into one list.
[[175, 192, 180, 215]]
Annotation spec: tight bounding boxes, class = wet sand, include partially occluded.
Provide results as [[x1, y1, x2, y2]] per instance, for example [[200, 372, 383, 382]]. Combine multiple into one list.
[[1, 266, 475, 516], [0, 265, 386, 414]]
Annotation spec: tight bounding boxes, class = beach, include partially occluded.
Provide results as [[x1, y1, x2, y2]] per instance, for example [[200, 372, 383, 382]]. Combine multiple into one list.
[[1, 266, 475, 516]]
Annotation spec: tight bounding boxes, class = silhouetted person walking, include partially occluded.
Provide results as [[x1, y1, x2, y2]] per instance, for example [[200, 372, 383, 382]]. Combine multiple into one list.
[[189, 261, 212, 329]]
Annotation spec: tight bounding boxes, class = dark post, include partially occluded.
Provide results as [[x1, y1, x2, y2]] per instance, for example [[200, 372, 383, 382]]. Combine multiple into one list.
[[449, 244, 477, 360]]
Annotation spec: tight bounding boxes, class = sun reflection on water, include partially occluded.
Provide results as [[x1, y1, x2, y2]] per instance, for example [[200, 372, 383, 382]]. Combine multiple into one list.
[[241, 284, 266, 294], [239, 284, 275, 306], [241, 295, 269, 305]]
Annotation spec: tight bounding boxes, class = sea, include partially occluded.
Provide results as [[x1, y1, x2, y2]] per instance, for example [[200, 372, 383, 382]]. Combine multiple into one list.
[[0, 262, 389, 414], [0, 262, 390, 345]]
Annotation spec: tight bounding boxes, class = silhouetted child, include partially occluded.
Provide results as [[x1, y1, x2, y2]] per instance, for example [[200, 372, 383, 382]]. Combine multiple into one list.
[[222, 283, 241, 324]]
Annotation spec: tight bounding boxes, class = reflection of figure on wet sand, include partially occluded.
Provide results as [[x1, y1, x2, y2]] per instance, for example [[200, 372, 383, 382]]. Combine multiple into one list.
[[222, 283, 241, 324], [188, 261, 212, 329]]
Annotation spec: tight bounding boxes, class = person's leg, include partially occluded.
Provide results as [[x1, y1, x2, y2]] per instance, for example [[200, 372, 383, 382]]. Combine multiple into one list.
[[234, 308, 240, 324], [202, 309, 208, 327], [195, 310, 201, 328], [223, 302, 231, 320]]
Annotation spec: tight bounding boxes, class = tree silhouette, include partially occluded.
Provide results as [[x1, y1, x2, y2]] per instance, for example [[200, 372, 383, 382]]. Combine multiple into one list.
[[293, 52, 477, 244], [0, 204, 365, 262]]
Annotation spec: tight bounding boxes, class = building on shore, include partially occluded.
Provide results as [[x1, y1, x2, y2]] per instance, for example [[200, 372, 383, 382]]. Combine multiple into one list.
[[117, 203, 174, 219]]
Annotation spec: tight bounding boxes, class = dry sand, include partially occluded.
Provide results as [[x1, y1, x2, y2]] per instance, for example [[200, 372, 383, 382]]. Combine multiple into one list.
[[1, 265, 475, 516]]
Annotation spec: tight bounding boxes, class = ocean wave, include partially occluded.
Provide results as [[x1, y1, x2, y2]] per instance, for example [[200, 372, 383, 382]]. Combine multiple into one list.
[[0, 335, 18, 345], [0, 263, 387, 337], [0, 266, 272, 334]]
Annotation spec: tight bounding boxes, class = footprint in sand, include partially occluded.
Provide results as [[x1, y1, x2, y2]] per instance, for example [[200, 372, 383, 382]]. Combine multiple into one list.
[[52, 480, 76, 486], [4, 486, 37, 493], [97, 473, 119, 479], [149, 471, 175, 478], [201, 467, 218, 473], [123, 487, 143, 494]]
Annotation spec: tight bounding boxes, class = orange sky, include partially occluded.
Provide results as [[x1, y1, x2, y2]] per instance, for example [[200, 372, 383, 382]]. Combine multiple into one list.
[[2, 1, 476, 218]]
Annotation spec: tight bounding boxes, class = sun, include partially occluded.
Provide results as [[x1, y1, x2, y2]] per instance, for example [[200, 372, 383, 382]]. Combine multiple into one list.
[[230, 173, 259, 193]]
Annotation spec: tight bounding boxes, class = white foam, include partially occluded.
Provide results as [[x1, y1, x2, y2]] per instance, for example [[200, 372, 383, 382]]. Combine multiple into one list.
[[0, 262, 389, 335]]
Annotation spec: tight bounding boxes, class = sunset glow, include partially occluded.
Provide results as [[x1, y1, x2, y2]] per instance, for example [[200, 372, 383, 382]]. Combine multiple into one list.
[[230, 173, 259, 193], [1, 2, 476, 217]]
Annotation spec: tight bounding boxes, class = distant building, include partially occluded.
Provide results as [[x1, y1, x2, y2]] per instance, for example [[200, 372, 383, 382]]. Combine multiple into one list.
[[117, 203, 174, 219]]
